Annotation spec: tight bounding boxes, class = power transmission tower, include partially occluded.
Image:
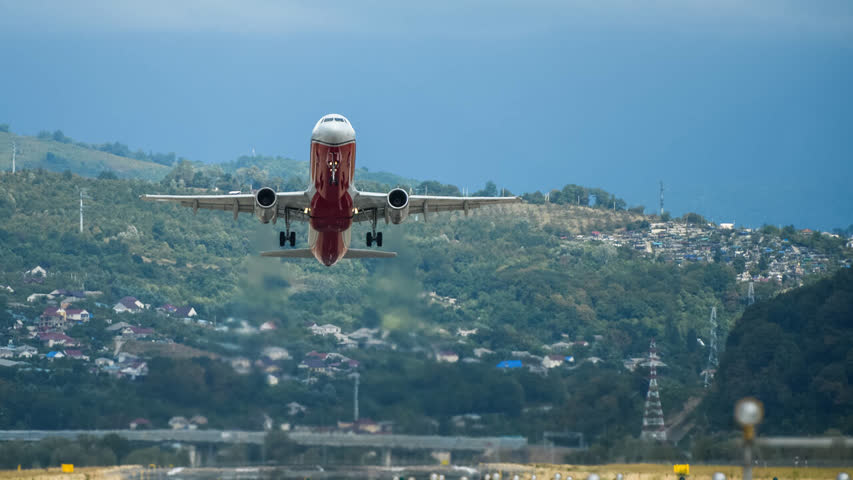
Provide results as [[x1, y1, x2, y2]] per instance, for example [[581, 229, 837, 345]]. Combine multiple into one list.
[[703, 307, 719, 388], [641, 338, 667, 441], [659, 181, 664, 216], [748, 281, 755, 306]]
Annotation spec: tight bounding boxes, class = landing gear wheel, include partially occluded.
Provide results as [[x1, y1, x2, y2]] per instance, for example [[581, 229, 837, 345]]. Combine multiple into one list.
[[376, 232, 383, 247], [289, 231, 296, 247], [366, 232, 373, 247], [279, 231, 286, 247]]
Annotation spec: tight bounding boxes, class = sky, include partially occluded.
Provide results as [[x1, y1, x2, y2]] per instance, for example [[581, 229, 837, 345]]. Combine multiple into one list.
[[0, 0, 851, 230]]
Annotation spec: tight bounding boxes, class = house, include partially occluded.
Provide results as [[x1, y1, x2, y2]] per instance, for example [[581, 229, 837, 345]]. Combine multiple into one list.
[[456, 328, 478, 337], [120, 361, 148, 378], [436, 351, 459, 363], [46, 351, 66, 360], [158, 304, 178, 314], [39, 307, 67, 331], [497, 360, 523, 369], [261, 347, 291, 361], [300, 358, 327, 373], [190, 415, 208, 426], [64, 349, 89, 361], [542, 355, 565, 369], [230, 357, 252, 374], [287, 402, 307, 416], [106, 321, 134, 332], [348, 327, 379, 340], [309, 323, 341, 336], [95, 357, 115, 367], [129, 418, 151, 430], [15, 346, 37, 359], [27, 293, 50, 303], [65, 309, 90, 322], [175, 306, 197, 318], [26, 266, 47, 277], [473, 347, 494, 358], [114, 296, 144, 313], [0, 348, 14, 359], [305, 351, 328, 360], [38, 332, 78, 348], [169, 416, 189, 430], [127, 326, 154, 338], [259, 321, 277, 331]]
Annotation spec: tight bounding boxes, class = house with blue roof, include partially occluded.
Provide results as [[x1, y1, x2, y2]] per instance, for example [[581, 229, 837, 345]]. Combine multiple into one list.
[[497, 360, 522, 369]]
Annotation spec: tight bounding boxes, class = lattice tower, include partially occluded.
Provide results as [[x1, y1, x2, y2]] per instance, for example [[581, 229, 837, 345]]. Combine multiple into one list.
[[641, 338, 667, 441], [748, 281, 755, 306]]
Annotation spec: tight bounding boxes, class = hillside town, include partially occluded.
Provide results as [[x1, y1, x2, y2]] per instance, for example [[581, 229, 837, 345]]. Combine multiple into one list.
[[564, 221, 851, 284]]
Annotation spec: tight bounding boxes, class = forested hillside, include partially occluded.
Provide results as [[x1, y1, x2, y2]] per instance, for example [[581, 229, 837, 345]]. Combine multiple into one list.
[[0, 163, 849, 457], [704, 268, 853, 435]]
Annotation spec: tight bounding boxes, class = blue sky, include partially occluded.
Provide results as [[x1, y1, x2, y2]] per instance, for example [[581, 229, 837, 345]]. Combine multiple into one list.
[[1, 1, 851, 230]]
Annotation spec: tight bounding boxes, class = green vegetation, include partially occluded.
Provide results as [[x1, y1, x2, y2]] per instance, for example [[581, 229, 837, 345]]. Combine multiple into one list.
[[704, 268, 853, 435], [0, 140, 849, 456], [0, 131, 170, 181]]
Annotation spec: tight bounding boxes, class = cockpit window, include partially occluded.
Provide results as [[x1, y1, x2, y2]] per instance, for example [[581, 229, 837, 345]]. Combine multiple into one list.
[[334, 118, 345, 122], [323, 118, 335, 123]]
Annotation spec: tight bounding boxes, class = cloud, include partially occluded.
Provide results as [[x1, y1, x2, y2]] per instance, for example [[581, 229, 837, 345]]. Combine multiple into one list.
[[0, 0, 850, 40]]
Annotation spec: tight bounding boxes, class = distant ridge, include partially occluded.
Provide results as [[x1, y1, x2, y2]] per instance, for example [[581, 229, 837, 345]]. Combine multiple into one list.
[[0, 131, 171, 181]]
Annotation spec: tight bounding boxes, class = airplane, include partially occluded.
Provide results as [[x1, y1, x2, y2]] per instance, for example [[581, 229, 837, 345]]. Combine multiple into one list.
[[141, 113, 522, 266]]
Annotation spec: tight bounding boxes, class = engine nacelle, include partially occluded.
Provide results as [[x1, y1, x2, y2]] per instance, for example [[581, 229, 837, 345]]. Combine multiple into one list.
[[386, 188, 410, 224], [254, 187, 278, 224]]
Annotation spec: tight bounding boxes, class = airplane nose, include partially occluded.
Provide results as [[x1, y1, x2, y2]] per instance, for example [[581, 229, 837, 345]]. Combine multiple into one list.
[[313, 118, 355, 145]]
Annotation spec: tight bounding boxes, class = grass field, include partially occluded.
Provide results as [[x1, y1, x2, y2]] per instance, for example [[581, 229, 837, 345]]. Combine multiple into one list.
[[483, 463, 853, 480], [0, 466, 140, 480]]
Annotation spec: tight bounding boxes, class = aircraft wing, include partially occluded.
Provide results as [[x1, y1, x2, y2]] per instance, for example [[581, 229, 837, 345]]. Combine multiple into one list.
[[352, 191, 522, 222], [140, 191, 311, 221]]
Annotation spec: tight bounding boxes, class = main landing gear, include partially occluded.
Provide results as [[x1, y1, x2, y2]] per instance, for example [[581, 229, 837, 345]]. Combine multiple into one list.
[[366, 208, 383, 247], [279, 231, 296, 247], [279, 208, 296, 247]]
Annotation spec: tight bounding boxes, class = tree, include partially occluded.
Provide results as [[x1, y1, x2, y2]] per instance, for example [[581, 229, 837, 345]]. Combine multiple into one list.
[[474, 180, 498, 197], [98, 170, 119, 180], [0, 124, 9, 132]]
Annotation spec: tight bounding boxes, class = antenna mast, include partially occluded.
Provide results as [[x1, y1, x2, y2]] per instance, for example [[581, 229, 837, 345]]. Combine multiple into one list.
[[659, 181, 664, 216], [11, 141, 15, 173], [747, 281, 755, 306]]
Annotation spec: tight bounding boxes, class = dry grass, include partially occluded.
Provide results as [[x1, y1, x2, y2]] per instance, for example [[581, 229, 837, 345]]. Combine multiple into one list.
[[0, 466, 140, 480], [483, 462, 853, 480]]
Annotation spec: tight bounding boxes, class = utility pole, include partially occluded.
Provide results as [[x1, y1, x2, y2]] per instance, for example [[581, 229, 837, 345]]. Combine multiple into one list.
[[704, 307, 719, 388], [748, 281, 755, 306], [79, 189, 87, 234], [352, 372, 360, 422]]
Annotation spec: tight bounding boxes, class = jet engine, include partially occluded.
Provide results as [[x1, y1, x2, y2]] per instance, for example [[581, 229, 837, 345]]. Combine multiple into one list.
[[254, 187, 278, 223], [386, 188, 410, 224]]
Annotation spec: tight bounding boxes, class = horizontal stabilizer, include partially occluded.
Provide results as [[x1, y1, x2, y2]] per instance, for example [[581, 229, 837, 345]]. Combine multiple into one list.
[[260, 249, 397, 259], [343, 249, 397, 259], [260, 249, 315, 258]]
